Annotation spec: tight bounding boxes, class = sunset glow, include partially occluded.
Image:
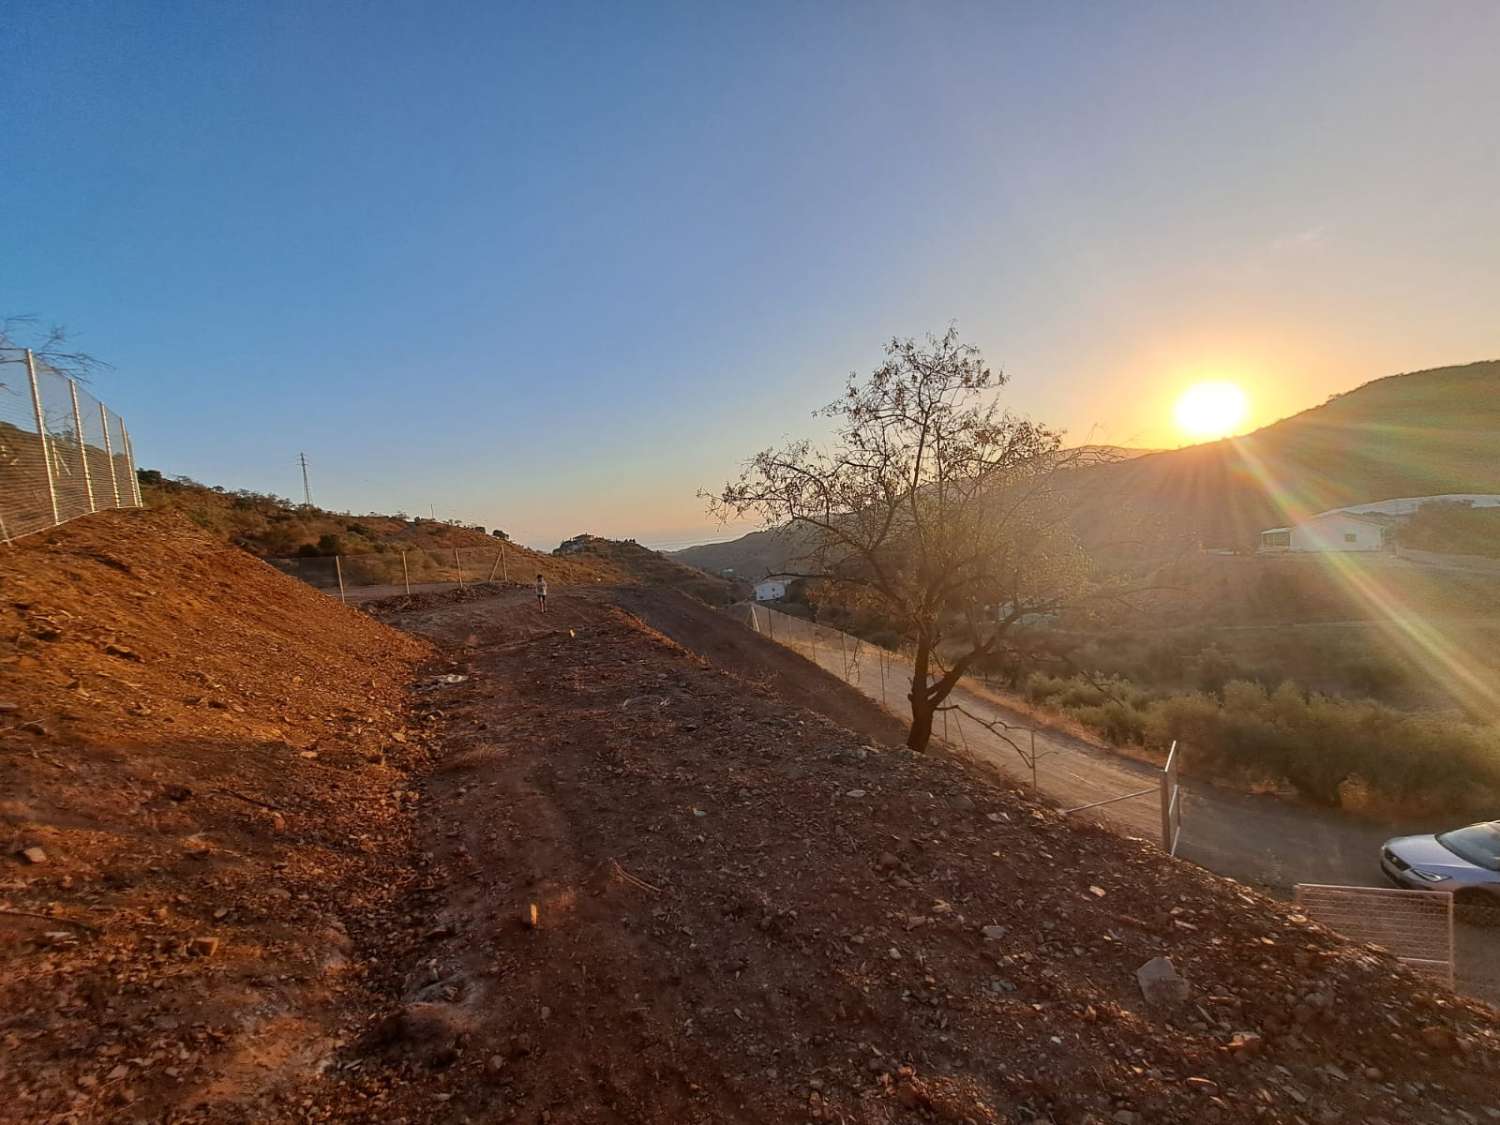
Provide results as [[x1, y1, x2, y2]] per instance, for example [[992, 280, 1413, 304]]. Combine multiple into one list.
[[1174, 381, 1249, 441]]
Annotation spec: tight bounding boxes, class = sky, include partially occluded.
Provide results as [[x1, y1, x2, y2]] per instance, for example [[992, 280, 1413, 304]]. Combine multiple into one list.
[[4, 1, 1498, 550]]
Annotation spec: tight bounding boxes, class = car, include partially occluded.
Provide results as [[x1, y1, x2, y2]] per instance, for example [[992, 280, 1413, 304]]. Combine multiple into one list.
[[1381, 820, 1500, 913]]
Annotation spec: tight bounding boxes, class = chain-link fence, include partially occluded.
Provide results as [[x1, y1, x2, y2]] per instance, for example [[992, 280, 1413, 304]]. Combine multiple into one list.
[[1295, 883, 1455, 988], [267, 545, 522, 603], [0, 348, 141, 542], [1293, 883, 1500, 1005]]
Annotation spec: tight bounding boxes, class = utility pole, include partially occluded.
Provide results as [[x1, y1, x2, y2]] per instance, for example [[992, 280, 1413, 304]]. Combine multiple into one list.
[[299, 452, 314, 508]]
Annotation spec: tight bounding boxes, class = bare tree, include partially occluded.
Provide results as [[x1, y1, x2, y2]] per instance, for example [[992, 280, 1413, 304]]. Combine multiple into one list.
[[710, 328, 1108, 752], [0, 316, 110, 382]]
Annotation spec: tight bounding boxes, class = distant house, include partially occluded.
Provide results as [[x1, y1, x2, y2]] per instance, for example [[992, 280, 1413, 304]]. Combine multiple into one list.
[[1260, 511, 1391, 553], [1259, 494, 1500, 554], [753, 577, 788, 602]]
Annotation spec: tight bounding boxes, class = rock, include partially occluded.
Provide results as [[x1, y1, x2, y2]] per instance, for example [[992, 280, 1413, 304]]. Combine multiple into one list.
[[845, 789, 867, 799], [1136, 957, 1190, 1008], [950, 795, 976, 812], [1113, 1112, 1140, 1125], [1228, 1031, 1263, 1057], [1418, 1025, 1455, 1052], [877, 851, 900, 871], [1363, 1066, 1383, 1082], [981, 925, 1008, 941], [19, 846, 48, 865], [164, 784, 192, 802], [103, 642, 142, 662], [188, 936, 220, 957]]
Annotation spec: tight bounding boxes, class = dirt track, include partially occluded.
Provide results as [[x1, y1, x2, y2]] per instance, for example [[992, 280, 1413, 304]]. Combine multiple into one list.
[[339, 588, 1499, 1122]]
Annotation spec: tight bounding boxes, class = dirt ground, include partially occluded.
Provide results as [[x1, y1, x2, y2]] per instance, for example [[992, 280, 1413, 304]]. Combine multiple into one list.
[[5, 516, 1500, 1123], [1, 510, 431, 1121]]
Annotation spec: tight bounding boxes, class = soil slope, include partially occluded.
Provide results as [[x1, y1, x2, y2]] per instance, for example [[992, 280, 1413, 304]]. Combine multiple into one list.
[[1, 508, 431, 1121], [331, 590, 1497, 1124], [5, 515, 1499, 1123]]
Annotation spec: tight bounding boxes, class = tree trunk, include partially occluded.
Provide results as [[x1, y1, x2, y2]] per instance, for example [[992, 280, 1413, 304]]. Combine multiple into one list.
[[907, 636, 935, 752], [907, 695, 936, 750]]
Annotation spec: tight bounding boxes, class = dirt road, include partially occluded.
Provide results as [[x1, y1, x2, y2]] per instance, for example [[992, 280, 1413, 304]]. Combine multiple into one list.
[[331, 587, 1499, 1123]]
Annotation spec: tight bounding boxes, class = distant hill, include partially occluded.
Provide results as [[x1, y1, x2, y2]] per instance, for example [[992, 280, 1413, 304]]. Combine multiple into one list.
[[673, 360, 1500, 570], [139, 474, 622, 586], [555, 534, 747, 605], [1067, 359, 1500, 554], [667, 524, 816, 580]]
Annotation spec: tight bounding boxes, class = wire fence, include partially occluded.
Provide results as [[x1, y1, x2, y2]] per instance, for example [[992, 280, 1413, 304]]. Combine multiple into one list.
[[1294, 883, 1500, 1005], [0, 348, 141, 542], [267, 545, 523, 603]]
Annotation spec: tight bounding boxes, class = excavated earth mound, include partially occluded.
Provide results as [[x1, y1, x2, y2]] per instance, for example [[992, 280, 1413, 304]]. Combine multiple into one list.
[[1, 509, 430, 1121]]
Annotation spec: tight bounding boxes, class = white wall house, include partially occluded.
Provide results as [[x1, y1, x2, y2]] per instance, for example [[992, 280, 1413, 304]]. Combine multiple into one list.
[[1259, 494, 1500, 554], [1260, 511, 1389, 553], [753, 578, 787, 602]]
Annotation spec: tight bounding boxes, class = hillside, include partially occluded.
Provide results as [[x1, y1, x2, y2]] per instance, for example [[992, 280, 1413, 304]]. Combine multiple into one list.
[[7, 506, 1500, 1121], [1068, 359, 1500, 553], [675, 359, 1500, 571], [140, 473, 623, 587], [555, 532, 746, 604], [669, 522, 817, 579], [1, 508, 433, 1119]]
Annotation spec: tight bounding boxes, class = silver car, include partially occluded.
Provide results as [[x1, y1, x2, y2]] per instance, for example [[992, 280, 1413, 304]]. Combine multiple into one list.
[[1382, 820, 1500, 910]]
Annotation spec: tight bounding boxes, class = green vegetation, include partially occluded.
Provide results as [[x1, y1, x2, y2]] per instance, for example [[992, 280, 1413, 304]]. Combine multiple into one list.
[[1398, 502, 1500, 559], [1023, 671, 1500, 816]]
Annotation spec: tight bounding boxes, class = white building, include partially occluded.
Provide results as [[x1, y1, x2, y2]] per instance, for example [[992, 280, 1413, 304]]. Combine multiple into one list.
[[1260, 511, 1391, 552], [1259, 494, 1500, 554], [753, 577, 788, 602]]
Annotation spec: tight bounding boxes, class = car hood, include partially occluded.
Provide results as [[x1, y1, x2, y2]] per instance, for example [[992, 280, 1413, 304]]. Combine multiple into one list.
[[1385, 834, 1490, 880]]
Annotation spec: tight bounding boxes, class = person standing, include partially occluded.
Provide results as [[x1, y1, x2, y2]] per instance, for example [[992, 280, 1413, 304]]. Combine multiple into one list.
[[535, 573, 547, 612]]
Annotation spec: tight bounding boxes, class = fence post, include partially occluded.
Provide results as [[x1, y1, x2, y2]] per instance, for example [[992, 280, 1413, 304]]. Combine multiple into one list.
[[335, 555, 347, 605], [25, 351, 60, 526], [68, 380, 96, 513], [879, 649, 887, 706], [401, 550, 411, 595], [1160, 741, 1176, 853], [99, 402, 120, 506], [487, 551, 502, 582], [121, 423, 142, 506], [1030, 729, 1038, 793], [453, 547, 465, 590]]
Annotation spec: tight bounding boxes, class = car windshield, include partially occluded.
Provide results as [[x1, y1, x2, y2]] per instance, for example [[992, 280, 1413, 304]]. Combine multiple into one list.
[[1437, 821, 1500, 872]]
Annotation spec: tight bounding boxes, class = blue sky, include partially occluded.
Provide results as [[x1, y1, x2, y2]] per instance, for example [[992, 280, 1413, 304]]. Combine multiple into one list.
[[5, 1, 1497, 548]]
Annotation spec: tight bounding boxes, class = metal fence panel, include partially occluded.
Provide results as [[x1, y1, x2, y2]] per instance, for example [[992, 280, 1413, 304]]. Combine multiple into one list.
[[0, 349, 142, 542], [1294, 883, 1454, 989]]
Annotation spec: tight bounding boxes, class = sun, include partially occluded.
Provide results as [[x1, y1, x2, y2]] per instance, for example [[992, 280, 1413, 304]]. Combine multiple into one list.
[[1173, 381, 1248, 440]]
